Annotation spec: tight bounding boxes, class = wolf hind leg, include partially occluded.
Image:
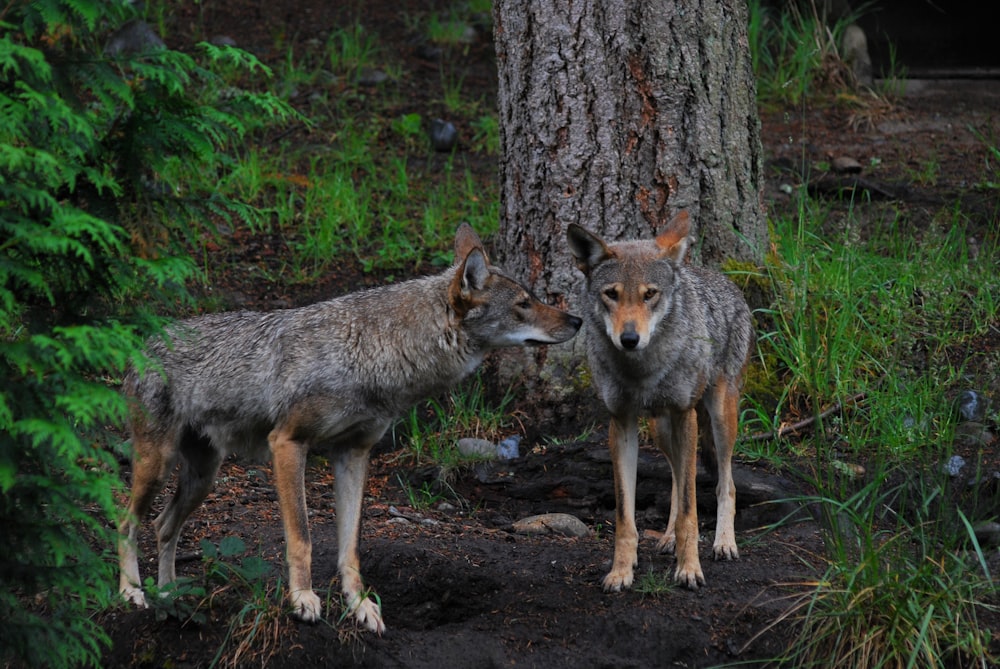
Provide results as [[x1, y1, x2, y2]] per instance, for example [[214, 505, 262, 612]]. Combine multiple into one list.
[[652, 414, 678, 555], [655, 409, 704, 590], [153, 428, 225, 588], [118, 426, 181, 607]]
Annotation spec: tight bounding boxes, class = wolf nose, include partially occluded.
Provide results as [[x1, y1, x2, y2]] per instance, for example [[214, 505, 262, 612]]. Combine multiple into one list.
[[569, 315, 583, 331], [620, 332, 640, 349]]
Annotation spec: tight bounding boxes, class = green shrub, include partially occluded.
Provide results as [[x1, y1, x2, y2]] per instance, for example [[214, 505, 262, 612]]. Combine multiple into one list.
[[0, 2, 293, 666]]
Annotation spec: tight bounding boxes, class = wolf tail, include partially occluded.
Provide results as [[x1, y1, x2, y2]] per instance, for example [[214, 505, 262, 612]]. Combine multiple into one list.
[[697, 411, 719, 480]]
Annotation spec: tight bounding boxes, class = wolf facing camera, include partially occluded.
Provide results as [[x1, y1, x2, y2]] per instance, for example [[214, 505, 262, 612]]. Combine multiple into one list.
[[567, 211, 752, 592]]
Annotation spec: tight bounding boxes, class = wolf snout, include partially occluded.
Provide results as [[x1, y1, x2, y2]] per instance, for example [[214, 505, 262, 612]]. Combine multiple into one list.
[[528, 313, 582, 345], [620, 331, 640, 349], [619, 322, 641, 350]]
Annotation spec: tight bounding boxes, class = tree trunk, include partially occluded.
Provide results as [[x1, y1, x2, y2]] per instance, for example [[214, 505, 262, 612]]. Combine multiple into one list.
[[491, 0, 766, 402]]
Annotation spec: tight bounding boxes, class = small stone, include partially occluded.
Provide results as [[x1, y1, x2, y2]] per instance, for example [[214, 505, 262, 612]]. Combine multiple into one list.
[[953, 422, 996, 449], [429, 119, 458, 152], [830, 460, 865, 478], [955, 390, 988, 422], [357, 68, 388, 86], [973, 521, 1000, 548], [458, 26, 479, 44], [210, 35, 237, 47], [105, 19, 165, 56], [831, 156, 862, 174], [415, 44, 443, 62], [496, 435, 521, 460], [513, 513, 589, 538], [943, 455, 966, 478], [457, 437, 496, 459]]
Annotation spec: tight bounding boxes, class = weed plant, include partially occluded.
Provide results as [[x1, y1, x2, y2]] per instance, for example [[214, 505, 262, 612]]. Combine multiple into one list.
[[1, 2, 292, 666], [760, 470, 997, 668]]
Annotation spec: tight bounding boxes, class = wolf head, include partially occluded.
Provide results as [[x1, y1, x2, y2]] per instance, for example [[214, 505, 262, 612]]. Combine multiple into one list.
[[449, 223, 582, 349], [567, 212, 690, 352]]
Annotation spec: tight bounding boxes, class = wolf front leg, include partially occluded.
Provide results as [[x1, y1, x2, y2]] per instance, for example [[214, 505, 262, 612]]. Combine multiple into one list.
[[655, 408, 705, 589], [269, 426, 323, 623], [334, 440, 385, 635], [603, 413, 641, 592]]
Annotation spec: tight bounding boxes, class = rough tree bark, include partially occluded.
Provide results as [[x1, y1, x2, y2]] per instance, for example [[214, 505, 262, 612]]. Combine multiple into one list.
[[491, 0, 766, 401]]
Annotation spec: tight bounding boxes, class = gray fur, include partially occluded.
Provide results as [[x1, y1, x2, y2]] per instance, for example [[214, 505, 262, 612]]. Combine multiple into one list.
[[118, 224, 581, 634], [567, 212, 752, 592]]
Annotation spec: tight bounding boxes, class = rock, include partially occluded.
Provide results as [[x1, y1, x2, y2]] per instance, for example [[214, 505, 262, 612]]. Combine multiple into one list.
[[458, 25, 479, 45], [831, 156, 862, 174], [513, 513, 589, 538], [210, 35, 237, 47], [973, 521, 1000, 548], [955, 390, 989, 422], [416, 44, 443, 61], [457, 438, 497, 459], [496, 435, 521, 460], [357, 68, 388, 86], [830, 460, 865, 478], [943, 455, 967, 478], [953, 422, 996, 449], [429, 119, 458, 152]]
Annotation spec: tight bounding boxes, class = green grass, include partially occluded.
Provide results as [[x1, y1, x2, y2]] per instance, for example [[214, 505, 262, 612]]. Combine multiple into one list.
[[633, 568, 675, 599], [739, 189, 1000, 665], [398, 372, 518, 471], [742, 196, 1000, 464], [756, 470, 997, 668]]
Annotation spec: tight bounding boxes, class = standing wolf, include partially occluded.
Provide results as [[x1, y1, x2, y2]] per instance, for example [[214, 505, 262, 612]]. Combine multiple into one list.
[[118, 224, 581, 634], [566, 212, 752, 592]]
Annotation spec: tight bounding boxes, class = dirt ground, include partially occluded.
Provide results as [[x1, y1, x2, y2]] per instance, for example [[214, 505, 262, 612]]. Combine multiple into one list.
[[98, 3, 1000, 668]]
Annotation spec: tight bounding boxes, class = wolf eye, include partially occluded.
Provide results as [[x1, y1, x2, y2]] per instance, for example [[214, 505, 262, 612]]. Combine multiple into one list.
[[643, 288, 658, 301], [517, 298, 532, 309], [603, 288, 619, 301]]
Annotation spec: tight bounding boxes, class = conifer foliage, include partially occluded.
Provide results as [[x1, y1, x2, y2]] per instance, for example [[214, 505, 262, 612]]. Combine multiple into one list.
[[0, 2, 293, 666]]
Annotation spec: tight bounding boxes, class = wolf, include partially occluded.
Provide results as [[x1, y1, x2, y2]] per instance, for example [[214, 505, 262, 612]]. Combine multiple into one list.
[[566, 211, 752, 592], [117, 224, 582, 634]]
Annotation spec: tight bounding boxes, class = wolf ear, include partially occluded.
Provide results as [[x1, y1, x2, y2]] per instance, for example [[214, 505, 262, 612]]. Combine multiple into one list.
[[655, 211, 691, 263], [450, 246, 490, 315], [454, 222, 488, 264], [567, 224, 612, 275], [459, 247, 490, 294]]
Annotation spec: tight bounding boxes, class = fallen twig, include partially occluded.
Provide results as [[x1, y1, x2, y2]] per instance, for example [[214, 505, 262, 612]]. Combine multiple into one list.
[[744, 391, 867, 443]]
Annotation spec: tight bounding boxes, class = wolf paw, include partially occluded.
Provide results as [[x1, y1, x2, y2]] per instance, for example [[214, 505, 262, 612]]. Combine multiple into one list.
[[713, 542, 739, 561], [674, 564, 705, 590], [656, 532, 677, 555], [121, 585, 148, 609], [289, 589, 323, 623], [602, 568, 634, 592], [351, 597, 386, 635]]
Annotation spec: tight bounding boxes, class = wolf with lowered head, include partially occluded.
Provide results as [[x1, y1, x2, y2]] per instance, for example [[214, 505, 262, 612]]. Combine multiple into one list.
[[118, 224, 582, 634]]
